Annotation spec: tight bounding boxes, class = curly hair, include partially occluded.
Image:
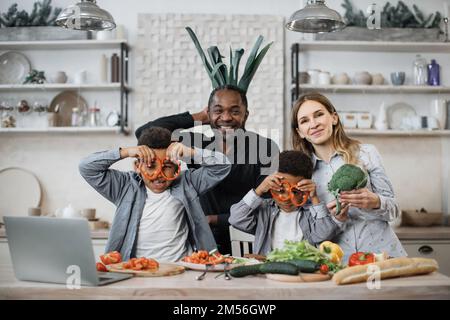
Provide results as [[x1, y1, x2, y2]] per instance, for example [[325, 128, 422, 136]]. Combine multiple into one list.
[[137, 127, 172, 149], [278, 150, 313, 179], [208, 84, 248, 109]]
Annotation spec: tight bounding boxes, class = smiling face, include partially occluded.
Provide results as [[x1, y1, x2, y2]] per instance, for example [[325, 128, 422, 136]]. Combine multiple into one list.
[[272, 172, 304, 212], [208, 89, 249, 135], [296, 100, 338, 146], [135, 148, 175, 193]]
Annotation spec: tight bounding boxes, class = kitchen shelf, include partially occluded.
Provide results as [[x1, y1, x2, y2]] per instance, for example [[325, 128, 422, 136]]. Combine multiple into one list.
[[0, 126, 128, 134], [346, 129, 450, 137], [297, 40, 450, 53], [0, 39, 129, 134], [0, 39, 127, 50], [0, 83, 130, 91], [297, 84, 450, 94]]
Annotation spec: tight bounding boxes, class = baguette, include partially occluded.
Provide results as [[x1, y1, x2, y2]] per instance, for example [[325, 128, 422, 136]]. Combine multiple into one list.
[[333, 257, 439, 285]]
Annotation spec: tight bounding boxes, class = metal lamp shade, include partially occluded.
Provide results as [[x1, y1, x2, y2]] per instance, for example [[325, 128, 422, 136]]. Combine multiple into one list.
[[56, 0, 116, 31], [286, 0, 346, 33]]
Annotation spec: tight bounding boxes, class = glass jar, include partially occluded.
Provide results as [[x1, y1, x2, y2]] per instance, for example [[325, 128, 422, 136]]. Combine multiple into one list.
[[413, 54, 428, 85], [71, 107, 80, 127], [88, 108, 101, 127]]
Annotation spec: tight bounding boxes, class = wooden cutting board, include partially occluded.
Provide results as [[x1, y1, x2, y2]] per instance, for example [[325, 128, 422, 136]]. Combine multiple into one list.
[[266, 272, 331, 282], [107, 263, 185, 277]]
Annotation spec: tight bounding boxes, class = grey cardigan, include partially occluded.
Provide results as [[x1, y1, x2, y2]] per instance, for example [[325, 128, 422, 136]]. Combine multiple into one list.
[[79, 148, 231, 260], [229, 189, 342, 255]]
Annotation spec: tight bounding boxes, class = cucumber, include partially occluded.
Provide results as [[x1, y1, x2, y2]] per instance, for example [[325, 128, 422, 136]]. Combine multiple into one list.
[[285, 259, 319, 273], [229, 264, 262, 278], [259, 262, 299, 275]]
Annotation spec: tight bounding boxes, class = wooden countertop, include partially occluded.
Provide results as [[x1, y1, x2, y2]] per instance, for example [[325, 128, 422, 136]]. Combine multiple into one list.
[[394, 226, 450, 240], [0, 265, 449, 300]]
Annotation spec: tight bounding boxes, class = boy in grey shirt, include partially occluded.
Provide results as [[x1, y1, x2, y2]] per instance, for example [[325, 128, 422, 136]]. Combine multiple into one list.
[[229, 151, 342, 255], [79, 127, 231, 261]]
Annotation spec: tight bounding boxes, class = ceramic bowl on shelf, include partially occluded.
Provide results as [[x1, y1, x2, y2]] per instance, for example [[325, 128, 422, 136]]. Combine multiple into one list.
[[354, 71, 372, 85], [331, 72, 350, 85], [371, 73, 385, 85]]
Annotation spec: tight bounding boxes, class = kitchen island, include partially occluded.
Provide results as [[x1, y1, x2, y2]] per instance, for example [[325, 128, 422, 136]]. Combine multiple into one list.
[[0, 265, 449, 300]]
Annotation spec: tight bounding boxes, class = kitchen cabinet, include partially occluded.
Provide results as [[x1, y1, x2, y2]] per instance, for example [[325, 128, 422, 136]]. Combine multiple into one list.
[[0, 40, 130, 134]]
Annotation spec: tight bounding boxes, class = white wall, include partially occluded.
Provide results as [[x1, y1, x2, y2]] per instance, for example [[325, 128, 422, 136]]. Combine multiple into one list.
[[1, 0, 449, 222]]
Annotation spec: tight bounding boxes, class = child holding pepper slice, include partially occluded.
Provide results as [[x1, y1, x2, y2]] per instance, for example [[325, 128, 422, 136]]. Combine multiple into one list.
[[229, 151, 343, 255]]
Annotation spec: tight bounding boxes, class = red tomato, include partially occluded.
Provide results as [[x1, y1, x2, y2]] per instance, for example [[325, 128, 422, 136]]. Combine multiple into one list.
[[319, 264, 329, 274], [96, 262, 108, 272], [100, 251, 122, 265]]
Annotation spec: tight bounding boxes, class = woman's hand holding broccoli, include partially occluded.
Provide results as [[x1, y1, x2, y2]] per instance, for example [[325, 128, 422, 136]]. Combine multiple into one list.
[[339, 188, 381, 210], [326, 200, 349, 222]]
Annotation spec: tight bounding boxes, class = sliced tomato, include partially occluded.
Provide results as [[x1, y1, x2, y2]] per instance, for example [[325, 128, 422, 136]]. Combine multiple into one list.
[[96, 262, 108, 272], [100, 251, 122, 265]]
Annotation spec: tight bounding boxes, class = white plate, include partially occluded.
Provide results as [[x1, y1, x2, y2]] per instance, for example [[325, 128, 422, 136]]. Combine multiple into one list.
[[0, 51, 31, 84], [387, 102, 416, 130], [0, 167, 42, 221]]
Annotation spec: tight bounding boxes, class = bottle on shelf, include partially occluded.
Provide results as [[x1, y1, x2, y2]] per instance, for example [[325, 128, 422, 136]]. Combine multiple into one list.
[[427, 59, 440, 86], [111, 53, 120, 83], [100, 54, 108, 83], [413, 54, 428, 85]]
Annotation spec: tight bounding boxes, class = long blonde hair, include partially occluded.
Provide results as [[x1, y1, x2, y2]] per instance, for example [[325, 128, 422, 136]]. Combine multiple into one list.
[[291, 92, 361, 164]]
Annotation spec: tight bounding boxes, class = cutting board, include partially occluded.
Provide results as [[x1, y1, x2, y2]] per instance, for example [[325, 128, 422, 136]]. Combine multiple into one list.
[[107, 262, 185, 277], [266, 272, 331, 282]]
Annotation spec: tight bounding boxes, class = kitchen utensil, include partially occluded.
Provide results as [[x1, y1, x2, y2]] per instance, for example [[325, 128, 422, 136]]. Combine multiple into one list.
[[374, 102, 388, 131], [28, 207, 41, 216], [430, 99, 447, 130], [224, 262, 231, 280], [354, 71, 372, 85], [106, 111, 120, 127], [51, 71, 68, 84], [74, 70, 87, 84], [81, 208, 96, 220], [357, 112, 373, 129], [107, 262, 185, 277], [62, 203, 81, 218], [390, 72, 406, 85], [196, 264, 211, 280], [318, 71, 331, 85], [401, 209, 443, 227], [0, 51, 31, 84], [49, 91, 88, 126], [371, 73, 385, 85], [307, 69, 320, 85], [0, 167, 41, 222], [387, 102, 416, 130], [331, 72, 350, 85], [341, 112, 357, 129], [266, 272, 331, 282]]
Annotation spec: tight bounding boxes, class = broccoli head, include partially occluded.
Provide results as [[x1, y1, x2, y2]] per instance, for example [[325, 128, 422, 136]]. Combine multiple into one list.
[[328, 164, 367, 215]]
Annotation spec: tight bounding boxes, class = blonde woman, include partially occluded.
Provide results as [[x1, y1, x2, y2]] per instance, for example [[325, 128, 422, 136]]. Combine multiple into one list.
[[290, 92, 406, 263]]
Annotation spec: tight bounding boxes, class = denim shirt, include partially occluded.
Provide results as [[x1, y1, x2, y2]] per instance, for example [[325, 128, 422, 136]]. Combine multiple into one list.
[[312, 144, 407, 262], [79, 147, 231, 261]]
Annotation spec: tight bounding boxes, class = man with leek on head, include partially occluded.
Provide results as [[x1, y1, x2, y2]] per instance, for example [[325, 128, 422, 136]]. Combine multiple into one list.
[[135, 27, 280, 255]]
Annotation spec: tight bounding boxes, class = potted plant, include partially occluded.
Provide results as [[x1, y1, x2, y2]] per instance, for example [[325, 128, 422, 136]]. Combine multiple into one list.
[[315, 0, 443, 42], [0, 0, 91, 41]]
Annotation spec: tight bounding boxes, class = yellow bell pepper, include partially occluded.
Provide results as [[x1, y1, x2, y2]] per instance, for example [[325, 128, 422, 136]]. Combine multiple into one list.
[[319, 241, 344, 264]]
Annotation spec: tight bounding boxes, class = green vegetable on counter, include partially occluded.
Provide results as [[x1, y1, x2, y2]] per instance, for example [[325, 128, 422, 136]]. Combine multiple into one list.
[[328, 164, 367, 215]]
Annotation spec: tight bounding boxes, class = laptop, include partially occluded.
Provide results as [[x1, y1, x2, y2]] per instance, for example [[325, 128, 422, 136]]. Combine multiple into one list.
[[4, 216, 133, 286]]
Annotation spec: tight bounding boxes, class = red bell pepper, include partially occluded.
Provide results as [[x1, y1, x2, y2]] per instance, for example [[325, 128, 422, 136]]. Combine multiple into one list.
[[348, 252, 375, 267]]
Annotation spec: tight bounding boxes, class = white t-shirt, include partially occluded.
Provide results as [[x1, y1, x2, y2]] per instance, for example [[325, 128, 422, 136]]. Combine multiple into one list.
[[135, 187, 191, 262], [271, 209, 303, 250]]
